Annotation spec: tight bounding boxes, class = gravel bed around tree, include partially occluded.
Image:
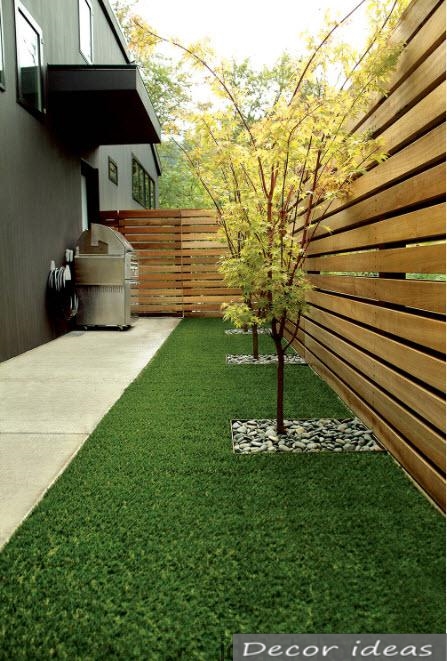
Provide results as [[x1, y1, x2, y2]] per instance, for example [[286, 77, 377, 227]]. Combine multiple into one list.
[[231, 418, 385, 453], [225, 328, 271, 335], [226, 354, 306, 365]]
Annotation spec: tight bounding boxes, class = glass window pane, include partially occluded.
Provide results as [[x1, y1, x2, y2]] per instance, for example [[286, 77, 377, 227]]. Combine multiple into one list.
[[108, 157, 118, 185], [132, 159, 139, 202], [144, 172, 150, 208], [150, 178, 156, 208], [79, 0, 93, 62], [132, 158, 153, 209], [17, 10, 43, 111], [141, 170, 146, 206]]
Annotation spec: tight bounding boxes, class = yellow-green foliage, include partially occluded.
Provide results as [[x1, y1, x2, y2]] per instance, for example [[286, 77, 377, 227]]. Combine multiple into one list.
[[146, 0, 409, 329]]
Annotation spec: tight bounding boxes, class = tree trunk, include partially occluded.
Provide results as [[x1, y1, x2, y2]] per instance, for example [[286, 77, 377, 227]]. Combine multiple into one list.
[[252, 322, 259, 360], [272, 321, 286, 434]]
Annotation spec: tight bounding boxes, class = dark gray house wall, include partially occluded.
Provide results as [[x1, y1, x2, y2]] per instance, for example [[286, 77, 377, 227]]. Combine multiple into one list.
[[0, 0, 161, 361], [16, 0, 129, 66]]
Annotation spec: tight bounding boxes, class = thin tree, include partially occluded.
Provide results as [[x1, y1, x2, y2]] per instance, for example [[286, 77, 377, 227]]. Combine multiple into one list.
[[134, 0, 409, 432]]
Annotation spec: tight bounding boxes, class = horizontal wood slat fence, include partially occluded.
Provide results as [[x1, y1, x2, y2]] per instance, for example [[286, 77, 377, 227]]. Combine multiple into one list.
[[286, 0, 446, 509], [99, 209, 238, 317]]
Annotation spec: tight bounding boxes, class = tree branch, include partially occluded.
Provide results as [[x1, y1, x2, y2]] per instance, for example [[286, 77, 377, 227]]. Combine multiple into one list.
[[289, 0, 369, 104], [135, 22, 259, 149]]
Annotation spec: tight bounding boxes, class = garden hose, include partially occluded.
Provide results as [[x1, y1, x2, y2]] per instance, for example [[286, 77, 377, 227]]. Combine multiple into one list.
[[47, 263, 79, 320]]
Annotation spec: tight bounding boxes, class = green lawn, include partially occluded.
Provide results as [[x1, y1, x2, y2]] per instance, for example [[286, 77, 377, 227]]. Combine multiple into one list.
[[0, 318, 444, 660]]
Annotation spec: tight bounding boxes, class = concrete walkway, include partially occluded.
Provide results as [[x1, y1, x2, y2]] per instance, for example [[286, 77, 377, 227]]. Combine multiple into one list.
[[0, 317, 180, 549]]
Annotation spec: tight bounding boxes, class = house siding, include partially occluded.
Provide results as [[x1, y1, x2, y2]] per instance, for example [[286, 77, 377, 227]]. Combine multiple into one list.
[[0, 0, 160, 361], [94, 144, 160, 211], [18, 0, 128, 66]]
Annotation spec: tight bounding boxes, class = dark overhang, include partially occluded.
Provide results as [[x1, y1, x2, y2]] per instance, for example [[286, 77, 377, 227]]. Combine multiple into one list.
[[47, 65, 161, 148]]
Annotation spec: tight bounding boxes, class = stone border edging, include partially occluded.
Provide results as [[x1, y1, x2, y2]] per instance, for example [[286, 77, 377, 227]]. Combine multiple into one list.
[[231, 418, 384, 454], [225, 328, 271, 335], [226, 354, 306, 365]]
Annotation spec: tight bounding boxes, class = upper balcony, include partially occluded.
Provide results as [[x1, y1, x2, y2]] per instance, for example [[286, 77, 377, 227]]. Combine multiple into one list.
[[47, 63, 161, 148]]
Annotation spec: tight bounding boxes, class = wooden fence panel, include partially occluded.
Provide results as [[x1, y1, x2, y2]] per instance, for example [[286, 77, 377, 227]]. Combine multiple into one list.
[[306, 289, 445, 353], [99, 209, 239, 318], [288, 0, 446, 509], [306, 203, 445, 255], [292, 331, 446, 510]]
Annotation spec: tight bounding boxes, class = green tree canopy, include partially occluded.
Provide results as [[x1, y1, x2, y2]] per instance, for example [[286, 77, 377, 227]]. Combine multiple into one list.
[[112, 0, 210, 207]]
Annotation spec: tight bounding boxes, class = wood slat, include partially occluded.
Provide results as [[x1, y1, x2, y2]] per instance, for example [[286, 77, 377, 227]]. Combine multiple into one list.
[[180, 241, 223, 249], [308, 124, 445, 222], [182, 295, 241, 303], [137, 288, 182, 295], [360, 41, 445, 138], [180, 273, 225, 281], [131, 242, 179, 250], [303, 316, 445, 432], [349, 0, 445, 133], [183, 305, 227, 311], [182, 216, 220, 229], [308, 274, 446, 313], [306, 203, 445, 255], [182, 288, 240, 296], [181, 225, 221, 233], [304, 305, 445, 392], [392, 0, 443, 48], [137, 265, 182, 272], [294, 126, 445, 234], [185, 311, 225, 317], [307, 162, 445, 237], [179, 209, 216, 218], [181, 263, 222, 272], [306, 243, 445, 274], [390, 1, 445, 83], [137, 307, 183, 313], [306, 289, 445, 353], [138, 273, 183, 281], [121, 219, 180, 228], [300, 330, 445, 468], [379, 81, 446, 152], [181, 249, 224, 256], [182, 280, 225, 287], [117, 209, 182, 219], [123, 229, 181, 237]]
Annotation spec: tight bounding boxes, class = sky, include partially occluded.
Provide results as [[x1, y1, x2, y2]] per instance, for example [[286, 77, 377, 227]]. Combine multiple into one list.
[[134, 0, 370, 67]]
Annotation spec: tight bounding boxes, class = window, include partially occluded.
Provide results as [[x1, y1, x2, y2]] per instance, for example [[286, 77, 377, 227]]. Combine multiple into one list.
[[108, 157, 118, 185], [132, 157, 155, 209], [0, 1, 5, 90], [79, 0, 93, 63], [15, 3, 44, 113]]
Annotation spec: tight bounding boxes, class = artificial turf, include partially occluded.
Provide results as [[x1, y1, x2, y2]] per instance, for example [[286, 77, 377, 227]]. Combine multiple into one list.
[[0, 318, 444, 660]]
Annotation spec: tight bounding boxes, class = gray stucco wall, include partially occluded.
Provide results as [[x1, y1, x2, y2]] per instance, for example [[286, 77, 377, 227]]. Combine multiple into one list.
[[0, 0, 159, 361]]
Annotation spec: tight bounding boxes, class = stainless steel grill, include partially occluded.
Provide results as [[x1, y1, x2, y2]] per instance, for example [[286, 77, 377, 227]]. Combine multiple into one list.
[[74, 223, 138, 329]]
